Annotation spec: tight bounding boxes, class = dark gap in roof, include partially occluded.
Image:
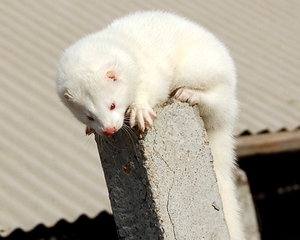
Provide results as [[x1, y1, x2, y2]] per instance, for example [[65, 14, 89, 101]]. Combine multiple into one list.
[[257, 129, 270, 135], [0, 211, 118, 240], [277, 127, 287, 133], [239, 130, 252, 136]]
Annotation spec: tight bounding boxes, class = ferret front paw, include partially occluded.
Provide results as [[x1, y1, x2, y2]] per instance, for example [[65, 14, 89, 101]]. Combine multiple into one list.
[[174, 87, 200, 105], [127, 103, 157, 132]]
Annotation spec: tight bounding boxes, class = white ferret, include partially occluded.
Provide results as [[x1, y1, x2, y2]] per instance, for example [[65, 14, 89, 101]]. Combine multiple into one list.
[[57, 11, 244, 239]]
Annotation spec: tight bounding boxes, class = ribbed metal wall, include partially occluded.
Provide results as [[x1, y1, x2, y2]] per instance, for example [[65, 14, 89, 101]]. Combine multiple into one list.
[[0, 0, 299, 237]]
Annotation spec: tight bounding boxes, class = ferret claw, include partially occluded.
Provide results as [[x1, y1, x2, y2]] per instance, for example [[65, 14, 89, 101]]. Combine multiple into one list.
[[128, 103, 157, 132]]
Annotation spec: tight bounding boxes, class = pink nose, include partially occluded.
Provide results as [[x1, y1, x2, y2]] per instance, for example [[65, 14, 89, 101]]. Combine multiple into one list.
[[103, 127, 116, 136]]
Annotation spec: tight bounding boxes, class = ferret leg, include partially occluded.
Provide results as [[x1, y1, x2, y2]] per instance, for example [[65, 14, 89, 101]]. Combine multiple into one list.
[[174, 86, 237, 130], [127, 74, 169, 132]]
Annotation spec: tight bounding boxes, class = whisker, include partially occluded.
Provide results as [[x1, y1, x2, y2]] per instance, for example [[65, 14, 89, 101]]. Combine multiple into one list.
[[84, 133, 93, 148], [120, 124, 140, 156], [98, 134, 117, 152], [123, 116, 131, 126], [96, 122, 139, 158]]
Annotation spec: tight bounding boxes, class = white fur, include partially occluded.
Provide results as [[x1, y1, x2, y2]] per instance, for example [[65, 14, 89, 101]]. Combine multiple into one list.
[[57, 10, 244, 239]]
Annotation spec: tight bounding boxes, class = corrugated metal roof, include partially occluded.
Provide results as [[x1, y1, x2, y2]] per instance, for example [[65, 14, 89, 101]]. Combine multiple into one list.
[[0, 0, 299, 237]]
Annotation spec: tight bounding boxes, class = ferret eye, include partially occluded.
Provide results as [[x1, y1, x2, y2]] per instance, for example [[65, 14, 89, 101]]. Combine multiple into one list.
[[110, 103, 116, 110], [87, 116, 94, 121]]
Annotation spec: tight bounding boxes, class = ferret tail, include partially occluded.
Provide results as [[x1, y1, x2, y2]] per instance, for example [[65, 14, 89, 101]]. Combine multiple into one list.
[[207, 128, 245, 240]]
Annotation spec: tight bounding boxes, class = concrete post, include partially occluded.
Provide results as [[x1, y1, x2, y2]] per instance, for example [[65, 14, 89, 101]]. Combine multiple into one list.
[[95, 100, 230, 240]]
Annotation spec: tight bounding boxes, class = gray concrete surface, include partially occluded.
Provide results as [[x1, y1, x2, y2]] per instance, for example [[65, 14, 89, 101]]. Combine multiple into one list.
[[95, 100, 230, 240]]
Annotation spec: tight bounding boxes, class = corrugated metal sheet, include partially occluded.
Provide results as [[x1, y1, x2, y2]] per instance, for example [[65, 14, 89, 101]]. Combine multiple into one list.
[[0, 0, 299, 237]]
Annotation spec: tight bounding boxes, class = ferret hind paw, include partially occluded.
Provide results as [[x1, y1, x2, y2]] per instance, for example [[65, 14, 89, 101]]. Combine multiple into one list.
[[127, 103, 157, 132], [174, 87, 200, 106]]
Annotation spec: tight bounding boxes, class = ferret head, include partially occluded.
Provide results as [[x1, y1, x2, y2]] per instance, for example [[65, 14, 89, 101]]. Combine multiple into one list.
[[56, 40, 137, 136]]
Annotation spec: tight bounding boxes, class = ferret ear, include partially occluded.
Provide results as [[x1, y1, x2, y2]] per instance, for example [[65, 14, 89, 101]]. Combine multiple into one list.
[[63, 89, 74, 102], [106, 70, 118, 81]]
